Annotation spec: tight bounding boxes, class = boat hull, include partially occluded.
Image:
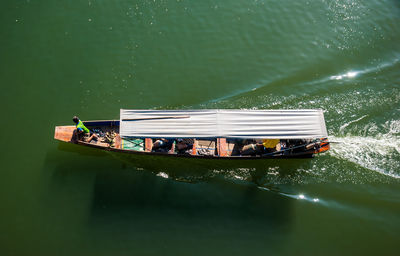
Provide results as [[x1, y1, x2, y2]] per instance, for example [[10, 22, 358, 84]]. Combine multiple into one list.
[[54, 120, 329, 160]]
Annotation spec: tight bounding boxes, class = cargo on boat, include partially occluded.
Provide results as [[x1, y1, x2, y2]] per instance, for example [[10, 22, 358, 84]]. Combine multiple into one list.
[[54, 109, 330, 159]]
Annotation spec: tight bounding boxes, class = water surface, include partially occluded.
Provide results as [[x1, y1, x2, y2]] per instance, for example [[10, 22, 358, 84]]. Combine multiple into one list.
[[1, 0, 399, 255]]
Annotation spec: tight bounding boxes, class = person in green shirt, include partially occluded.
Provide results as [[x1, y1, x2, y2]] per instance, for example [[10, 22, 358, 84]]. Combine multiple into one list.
[[73, 116, 97, 142]]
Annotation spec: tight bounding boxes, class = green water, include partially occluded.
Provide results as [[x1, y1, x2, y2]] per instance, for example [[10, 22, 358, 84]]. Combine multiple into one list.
[[1, 0, 400, 255]]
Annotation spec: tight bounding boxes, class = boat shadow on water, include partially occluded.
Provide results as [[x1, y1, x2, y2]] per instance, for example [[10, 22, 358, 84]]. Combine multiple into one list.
[[87, 168, 294, 230], [43, 142, 317, 232]]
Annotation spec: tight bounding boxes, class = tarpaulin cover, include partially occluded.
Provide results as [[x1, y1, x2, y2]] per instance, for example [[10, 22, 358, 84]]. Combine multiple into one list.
[[120, 109, 328, 139]]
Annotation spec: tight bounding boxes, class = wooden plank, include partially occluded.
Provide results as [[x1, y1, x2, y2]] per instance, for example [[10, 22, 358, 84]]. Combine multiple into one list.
[[191, 139, 197, 155], [114, 134, 121, 149], [197, 140, 216, 155], [54, 126, 76, 142], [226, 142, 235, 156], [145, 138, 153, 152], [168, 142, 175, 154], [217, 138, 228, 157]]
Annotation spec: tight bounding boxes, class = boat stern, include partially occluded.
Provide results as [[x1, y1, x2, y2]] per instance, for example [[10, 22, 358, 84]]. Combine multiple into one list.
[[54, 126, 76, 143], [315, 138, 330, 154]]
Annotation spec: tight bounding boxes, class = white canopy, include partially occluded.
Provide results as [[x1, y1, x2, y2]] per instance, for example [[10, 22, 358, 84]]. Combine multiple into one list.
[[119, 109, 328, 139]]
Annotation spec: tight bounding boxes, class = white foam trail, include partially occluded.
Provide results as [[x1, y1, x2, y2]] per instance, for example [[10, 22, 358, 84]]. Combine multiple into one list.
[[329, 133, 400, 179], [339, 114, 368, 134]]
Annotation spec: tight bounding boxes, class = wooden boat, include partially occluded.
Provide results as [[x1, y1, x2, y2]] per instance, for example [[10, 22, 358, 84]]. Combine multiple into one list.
[[54, 109, 330, 159]]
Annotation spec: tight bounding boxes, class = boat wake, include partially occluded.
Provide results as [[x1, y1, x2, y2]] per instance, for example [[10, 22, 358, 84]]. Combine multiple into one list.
[[329, 57, 400, 81], [329, 129, 400, 179], [338, 114, 368, 134], [198, 55, 400, 109], [257, 186, 321, 203]]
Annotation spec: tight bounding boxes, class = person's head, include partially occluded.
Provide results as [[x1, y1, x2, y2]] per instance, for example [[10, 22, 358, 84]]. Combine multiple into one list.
[[72, 116, 79, 124]]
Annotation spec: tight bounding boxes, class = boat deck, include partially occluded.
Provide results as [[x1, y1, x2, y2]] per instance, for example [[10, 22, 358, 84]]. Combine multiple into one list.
[[54, 121, 329, 158]]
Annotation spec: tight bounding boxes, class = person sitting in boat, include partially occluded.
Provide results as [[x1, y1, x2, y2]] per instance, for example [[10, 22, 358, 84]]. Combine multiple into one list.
[[240, 141, 262, 155], [175, 138, 194, 154], [152, 138, 173, 152], [262, 139, 280, 153], [73, 116, 98, 142], [240, 139, 280, 155]]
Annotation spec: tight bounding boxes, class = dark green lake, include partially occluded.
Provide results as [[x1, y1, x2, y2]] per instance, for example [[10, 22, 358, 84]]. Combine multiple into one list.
[[1, 0, 399, 255]]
